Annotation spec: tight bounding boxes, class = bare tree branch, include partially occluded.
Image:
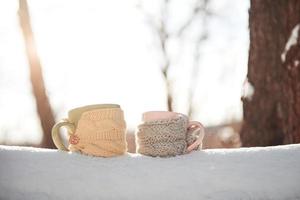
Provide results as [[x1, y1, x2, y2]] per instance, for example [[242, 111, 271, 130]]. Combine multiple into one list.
[[177, 0, 212, 37], [139, 0, 212, 113]]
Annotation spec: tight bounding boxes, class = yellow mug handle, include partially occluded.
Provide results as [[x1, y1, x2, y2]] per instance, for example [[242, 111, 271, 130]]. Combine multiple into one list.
[[51, 119, 75, 151]]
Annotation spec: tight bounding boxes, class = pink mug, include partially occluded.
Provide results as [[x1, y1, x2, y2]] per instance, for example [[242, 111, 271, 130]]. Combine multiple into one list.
[[142, 111, 205, 152]]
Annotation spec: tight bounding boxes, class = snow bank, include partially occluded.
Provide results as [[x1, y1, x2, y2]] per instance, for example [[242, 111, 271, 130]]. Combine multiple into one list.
[[0, 144, 300, 200]]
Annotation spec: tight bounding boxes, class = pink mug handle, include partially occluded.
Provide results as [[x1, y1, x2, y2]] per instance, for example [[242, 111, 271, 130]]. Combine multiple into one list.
[[186, 121, 205, 152]]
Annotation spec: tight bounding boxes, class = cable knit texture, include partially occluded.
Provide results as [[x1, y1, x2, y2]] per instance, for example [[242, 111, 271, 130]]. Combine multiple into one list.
[[69, 108, 127, 157], [136, 116, 202, 157]]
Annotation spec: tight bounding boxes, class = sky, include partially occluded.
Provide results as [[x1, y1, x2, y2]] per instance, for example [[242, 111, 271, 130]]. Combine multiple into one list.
[[0, 0, 249, 144]]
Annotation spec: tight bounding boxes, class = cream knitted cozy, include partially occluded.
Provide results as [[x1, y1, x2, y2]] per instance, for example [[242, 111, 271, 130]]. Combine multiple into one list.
[[69, 108, 127, 157], [136, 116, 202, 157]]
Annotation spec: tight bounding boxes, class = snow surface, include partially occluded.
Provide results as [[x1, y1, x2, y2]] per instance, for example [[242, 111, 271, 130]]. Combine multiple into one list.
[[0, 144, 300, 200], [281, 23, 300, 62]]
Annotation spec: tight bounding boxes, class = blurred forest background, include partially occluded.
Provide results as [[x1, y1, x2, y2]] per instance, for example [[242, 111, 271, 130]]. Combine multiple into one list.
[[0, 0, 299, 151]]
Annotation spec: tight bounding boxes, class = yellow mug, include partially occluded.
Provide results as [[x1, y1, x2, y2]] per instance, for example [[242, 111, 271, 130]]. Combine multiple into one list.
[[52, 104, 125, 154]]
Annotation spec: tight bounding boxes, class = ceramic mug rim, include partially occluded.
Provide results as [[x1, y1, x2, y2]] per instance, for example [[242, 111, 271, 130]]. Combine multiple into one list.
[[142, 111, 188, 122], [68, 104, 120, 116]]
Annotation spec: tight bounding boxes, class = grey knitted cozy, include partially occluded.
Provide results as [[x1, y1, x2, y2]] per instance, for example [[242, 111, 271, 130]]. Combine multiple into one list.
[[136, 116, 202, 157]]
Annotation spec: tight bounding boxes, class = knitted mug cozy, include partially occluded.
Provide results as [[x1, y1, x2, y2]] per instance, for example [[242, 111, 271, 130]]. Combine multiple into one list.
[[52, 107, 127, 157], [136, 115, 204, 157], [68, 108, 127, 157]]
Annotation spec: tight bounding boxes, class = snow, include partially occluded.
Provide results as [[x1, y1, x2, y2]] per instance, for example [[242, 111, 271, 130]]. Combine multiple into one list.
[[0, 144, 300, 200], [281, 24, 300, 62], [242, 79, 255, 101]]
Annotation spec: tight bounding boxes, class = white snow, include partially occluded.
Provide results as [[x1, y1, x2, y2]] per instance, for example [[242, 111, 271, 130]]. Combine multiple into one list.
[[281, 24, 300, 62], [1, 145, 300, 199], [242, 79, 255, 101]]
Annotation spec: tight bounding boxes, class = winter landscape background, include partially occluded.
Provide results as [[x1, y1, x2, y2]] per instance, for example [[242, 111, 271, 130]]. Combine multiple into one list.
[[0, 0, 249, 145]]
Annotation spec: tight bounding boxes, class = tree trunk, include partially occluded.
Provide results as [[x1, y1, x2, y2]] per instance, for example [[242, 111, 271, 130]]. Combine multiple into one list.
[[18, 0, 56, 148], [241, 0, 300, 146]]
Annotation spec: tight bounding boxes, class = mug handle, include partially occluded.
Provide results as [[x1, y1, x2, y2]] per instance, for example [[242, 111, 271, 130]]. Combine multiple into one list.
[[186, 121, 205, 152], [51, 119, 75, 151]]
